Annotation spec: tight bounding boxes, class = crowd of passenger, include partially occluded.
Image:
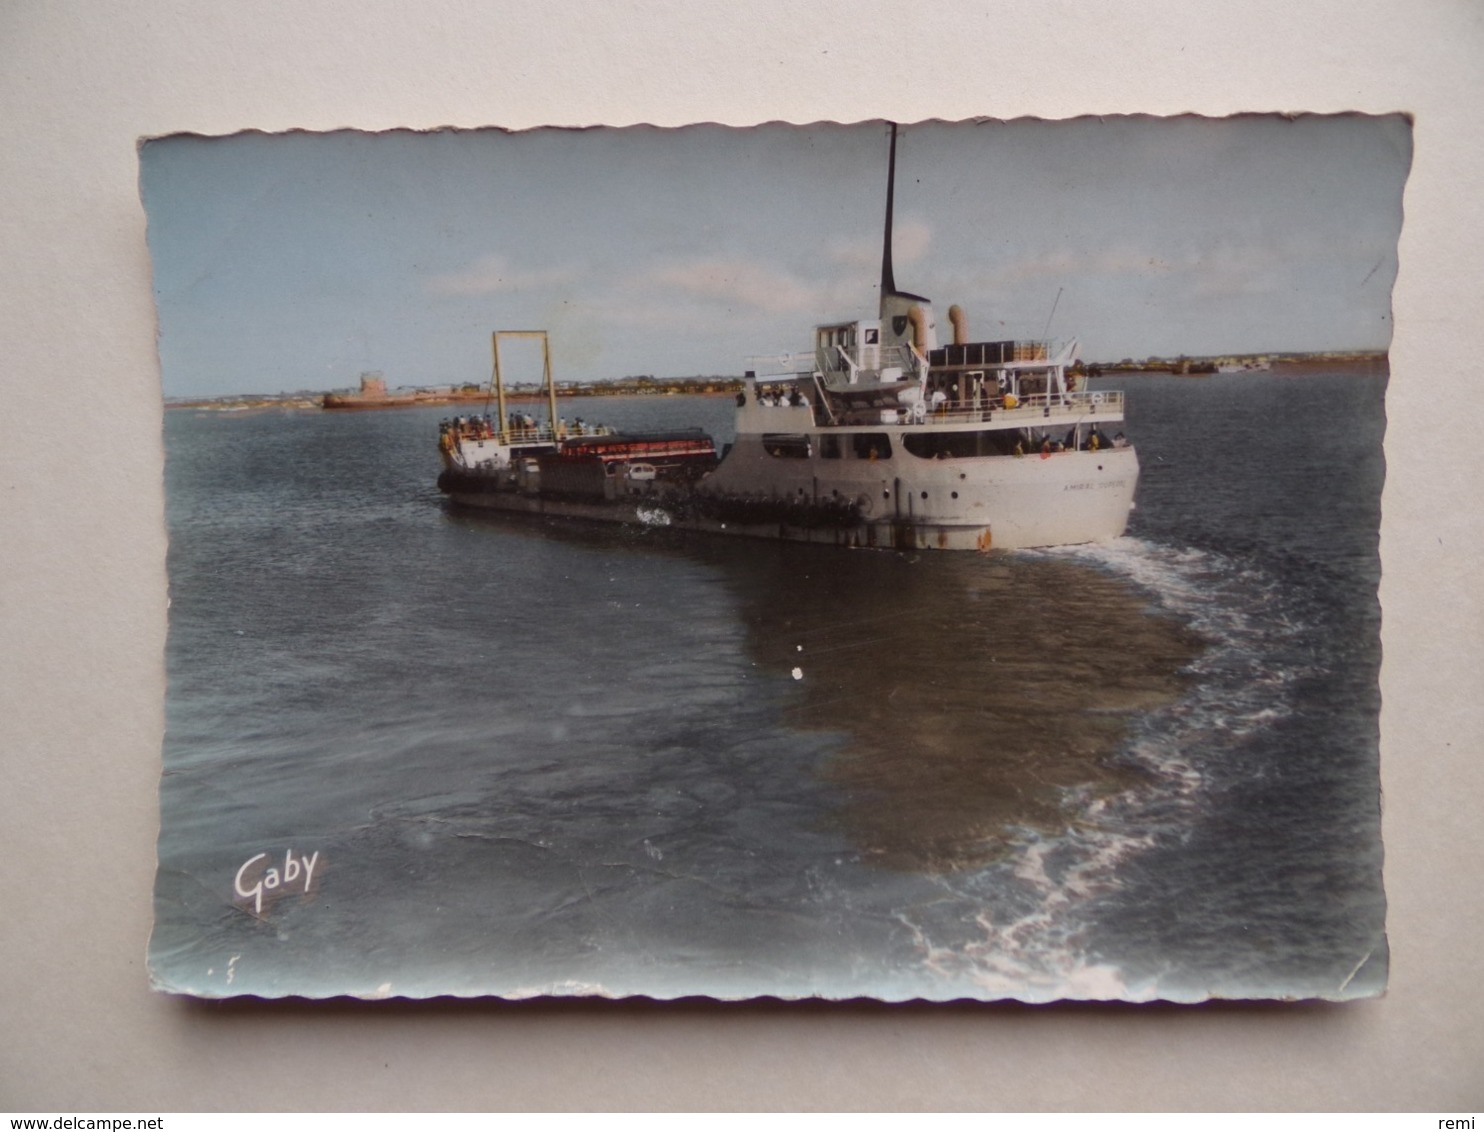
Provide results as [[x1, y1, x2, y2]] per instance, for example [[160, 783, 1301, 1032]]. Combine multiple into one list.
[[1013, 428, 1130, 457], [740, 384, 807, 408], [438, 412, 609, 445]]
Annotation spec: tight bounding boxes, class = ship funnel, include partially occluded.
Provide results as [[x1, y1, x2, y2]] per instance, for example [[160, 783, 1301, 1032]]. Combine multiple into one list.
[[948, 304, 967, 346], [908, 306, 929, 353]]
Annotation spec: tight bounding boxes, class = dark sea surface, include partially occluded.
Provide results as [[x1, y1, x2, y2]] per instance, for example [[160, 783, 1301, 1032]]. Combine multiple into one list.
[[153, 364, 1388, 1002]]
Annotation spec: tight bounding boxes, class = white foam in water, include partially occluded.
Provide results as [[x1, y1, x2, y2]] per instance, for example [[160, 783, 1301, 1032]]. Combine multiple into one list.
[[1061, 536, 1311, 745], [897, 536, 1311, 1001], [898, 827, 1157, 1001]]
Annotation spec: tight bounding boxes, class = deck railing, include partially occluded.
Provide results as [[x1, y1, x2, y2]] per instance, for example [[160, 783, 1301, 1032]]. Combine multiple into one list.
[[929, 339, 1058, 367], [964, 389, 1122, 417], [763, 388, 1124, 427], [500, 424, 557, 444], [917, 390, 1124, 425], [467, 422, 617, 444]]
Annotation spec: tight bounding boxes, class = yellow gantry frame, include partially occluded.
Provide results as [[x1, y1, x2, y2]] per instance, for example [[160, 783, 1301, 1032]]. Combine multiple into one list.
[[491, 330, 559, 445]]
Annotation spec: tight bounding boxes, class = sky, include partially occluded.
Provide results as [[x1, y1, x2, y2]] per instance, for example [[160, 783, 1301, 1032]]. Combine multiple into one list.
[[140, 115, 1412, 397]]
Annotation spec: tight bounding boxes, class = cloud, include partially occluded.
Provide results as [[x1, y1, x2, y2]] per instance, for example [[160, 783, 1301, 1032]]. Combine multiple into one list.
[[580, 256, 878, 359], [960, 240, 1313, 307], [426, 253, 579, 297], [642, 257, 823, 314], [987, 243, 1186, 285]]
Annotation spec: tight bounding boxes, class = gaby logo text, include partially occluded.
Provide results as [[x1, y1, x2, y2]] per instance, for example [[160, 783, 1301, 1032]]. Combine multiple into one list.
[[233, 849, 320, 914]]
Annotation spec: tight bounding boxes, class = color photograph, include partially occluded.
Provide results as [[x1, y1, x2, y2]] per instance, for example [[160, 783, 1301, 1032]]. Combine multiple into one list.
[[144, 115, 1407, 1002]]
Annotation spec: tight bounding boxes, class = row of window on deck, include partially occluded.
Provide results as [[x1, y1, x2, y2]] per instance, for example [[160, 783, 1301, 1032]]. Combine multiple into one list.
[[761, 428, 1125, 461]]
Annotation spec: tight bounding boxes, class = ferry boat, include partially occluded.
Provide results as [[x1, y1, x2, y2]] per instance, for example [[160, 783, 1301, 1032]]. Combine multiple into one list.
[[437, 126, 1138, 552]]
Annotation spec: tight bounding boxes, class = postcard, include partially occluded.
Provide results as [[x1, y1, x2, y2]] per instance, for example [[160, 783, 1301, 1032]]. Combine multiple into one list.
[[144, 115, 1407, 1001]]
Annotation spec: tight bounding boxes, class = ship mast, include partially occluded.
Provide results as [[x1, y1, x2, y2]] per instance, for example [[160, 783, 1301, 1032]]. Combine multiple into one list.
[[880, 122, 898, 302], [875, 122, 935, 359]]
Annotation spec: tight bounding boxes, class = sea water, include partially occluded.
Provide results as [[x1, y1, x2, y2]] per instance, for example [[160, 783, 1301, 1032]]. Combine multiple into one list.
[[152, 365, 1387, 1001]]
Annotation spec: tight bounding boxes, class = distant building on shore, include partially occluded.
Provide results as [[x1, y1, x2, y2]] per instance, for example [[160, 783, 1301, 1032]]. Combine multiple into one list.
[[323, 372, 417, 409]]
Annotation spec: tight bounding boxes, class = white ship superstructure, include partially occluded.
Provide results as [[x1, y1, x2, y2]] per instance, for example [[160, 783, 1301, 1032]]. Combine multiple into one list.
[[701, 342, 1135, 551]]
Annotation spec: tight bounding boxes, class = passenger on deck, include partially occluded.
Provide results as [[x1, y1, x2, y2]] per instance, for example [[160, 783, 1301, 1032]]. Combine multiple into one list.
[[1112, 432, 1129, 449]]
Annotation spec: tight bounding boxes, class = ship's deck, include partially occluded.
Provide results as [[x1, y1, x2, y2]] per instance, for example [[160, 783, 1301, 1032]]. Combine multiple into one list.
[[751, 388, 1126, 430]]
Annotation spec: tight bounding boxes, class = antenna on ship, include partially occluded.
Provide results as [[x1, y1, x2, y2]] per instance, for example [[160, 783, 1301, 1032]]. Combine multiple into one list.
[[880, 122, 898, 297], [1041, 286, 1064, 342]]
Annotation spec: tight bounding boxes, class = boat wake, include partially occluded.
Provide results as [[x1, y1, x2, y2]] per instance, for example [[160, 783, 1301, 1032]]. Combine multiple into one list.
[[893, 535, 1312, 1001], [1064, 535, 1314, 748]]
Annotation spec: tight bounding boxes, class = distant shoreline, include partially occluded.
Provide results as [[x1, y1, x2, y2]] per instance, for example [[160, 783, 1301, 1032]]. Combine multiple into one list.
[[167, 382, 745, 412], [165, 354, 1387, 412]]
